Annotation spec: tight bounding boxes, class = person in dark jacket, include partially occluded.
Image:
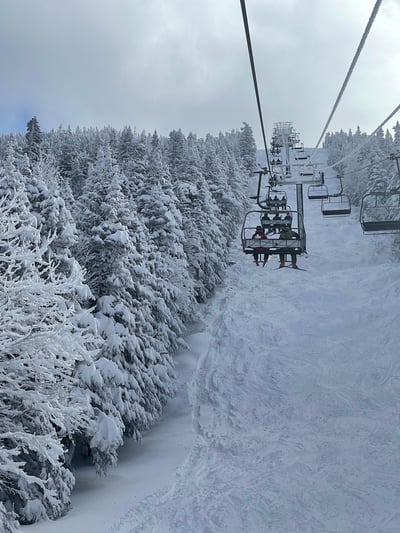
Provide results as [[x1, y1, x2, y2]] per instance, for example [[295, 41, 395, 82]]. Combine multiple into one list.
[[271, 211, 282, 233], [261, 212, 273, 233], [251, 226, 269, 267], [279, 226, 300, 268], [283, 212, 293, 227], [269, 175, 275, 188]]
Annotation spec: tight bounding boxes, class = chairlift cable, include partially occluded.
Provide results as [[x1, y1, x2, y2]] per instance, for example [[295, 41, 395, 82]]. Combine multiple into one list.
[[340, 149, 400, 177], [318, 102, 400, 173], [309, 0, 383, 161], [239, 0, 271, 174], [341, 156, 391, 176]]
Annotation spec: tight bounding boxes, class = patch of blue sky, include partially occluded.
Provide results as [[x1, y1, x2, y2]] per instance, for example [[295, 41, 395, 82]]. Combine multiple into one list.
[[0, 109, 36, 134]]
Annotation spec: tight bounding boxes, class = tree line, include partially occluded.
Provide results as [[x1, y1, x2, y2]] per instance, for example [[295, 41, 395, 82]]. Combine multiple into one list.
[[0, 118, 257, 530], [324, 122, 400, 204]]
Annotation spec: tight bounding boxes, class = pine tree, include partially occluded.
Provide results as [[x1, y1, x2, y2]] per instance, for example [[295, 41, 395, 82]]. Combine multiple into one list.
[[239, 122, 257, 174], [25, 117, 43, 164], [0, 192, 97, 526], [75, 146, 175, 441], [393, 121, 400, 149], [118, 126, 135, 173], [203, 133, 246, 239], [2, 146, 125, 476], [173, 132, 226, 301], [136, 131, 195, 344], [167, 129, 187, 181]]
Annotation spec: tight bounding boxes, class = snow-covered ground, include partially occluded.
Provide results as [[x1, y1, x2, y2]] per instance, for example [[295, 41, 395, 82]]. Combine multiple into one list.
[[25, 150, 400, 532]]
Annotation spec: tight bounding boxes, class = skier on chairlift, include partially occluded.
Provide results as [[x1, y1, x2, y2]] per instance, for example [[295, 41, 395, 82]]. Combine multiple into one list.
[[252, 226, 269, 267], [279, 226, 299, 269]]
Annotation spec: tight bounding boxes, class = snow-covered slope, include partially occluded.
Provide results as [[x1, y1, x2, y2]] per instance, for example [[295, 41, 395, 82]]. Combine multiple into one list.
[[108, 151, 400, 533], [26, 150, 400, 532]]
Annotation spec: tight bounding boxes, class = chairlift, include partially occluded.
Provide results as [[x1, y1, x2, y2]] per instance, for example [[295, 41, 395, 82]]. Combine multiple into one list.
[[268, 174, 278, 188], [264, 190, 288, 210], [281, 170, 319, 185], [260, 209, 292, 233], [360, 190, 400, 233], [241, 209, 307, 256], [321, 195, 351, 216], [300, 169, 314, 176], [293, 144, 304, 152], [308, 184, 329, 200], [252, 172, 286, 209]]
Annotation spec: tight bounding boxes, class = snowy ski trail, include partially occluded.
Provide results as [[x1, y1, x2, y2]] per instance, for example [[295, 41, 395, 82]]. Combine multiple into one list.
[[108, 153, 400, 532]]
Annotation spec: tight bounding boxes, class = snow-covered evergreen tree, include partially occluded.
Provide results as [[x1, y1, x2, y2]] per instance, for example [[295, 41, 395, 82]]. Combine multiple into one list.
[[0, 139, 29, 196], [203, 133, 246, 238], [325, 127, 396, 204], [25, 116, 43, 164], [172, 132, 226, 301], [0, 192, 97, 527], [136, 131, 195, 327], [0, 121, 254, 509], [118, 125, 135, 176], [239, 122, 257, 174], [392, 121, 400, 150], [75, 146, 175, 442]]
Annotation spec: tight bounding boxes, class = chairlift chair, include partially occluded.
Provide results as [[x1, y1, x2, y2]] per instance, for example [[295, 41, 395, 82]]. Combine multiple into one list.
[[300, 169, 314, 176], [260, 210, 292, 233], [264, 190, 288, 210], [308, 184, 329, 200], [293, 144, 304, 152], [321, 195, 351, 216], [241, 209, 307, 256], [360, 190, 400, 233]]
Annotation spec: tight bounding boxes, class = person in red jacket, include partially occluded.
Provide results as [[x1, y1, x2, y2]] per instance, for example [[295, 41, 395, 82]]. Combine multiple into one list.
[[252, 226, 269, 267]]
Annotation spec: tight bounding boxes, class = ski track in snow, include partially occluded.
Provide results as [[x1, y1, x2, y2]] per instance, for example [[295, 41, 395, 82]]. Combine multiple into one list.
[[108, 151, 400, 533]]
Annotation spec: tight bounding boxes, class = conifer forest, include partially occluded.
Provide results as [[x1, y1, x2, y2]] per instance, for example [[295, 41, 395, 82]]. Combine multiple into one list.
[[0, 119, 256, 530], [1, 116, 400, 531]]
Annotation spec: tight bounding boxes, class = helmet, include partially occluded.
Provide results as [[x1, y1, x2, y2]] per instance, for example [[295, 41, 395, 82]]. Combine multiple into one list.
[[256, 225, 262, 230]]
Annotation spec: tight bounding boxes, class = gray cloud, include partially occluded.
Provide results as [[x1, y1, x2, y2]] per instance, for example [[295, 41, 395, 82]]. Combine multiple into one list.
[[0, 0, 398, 147]]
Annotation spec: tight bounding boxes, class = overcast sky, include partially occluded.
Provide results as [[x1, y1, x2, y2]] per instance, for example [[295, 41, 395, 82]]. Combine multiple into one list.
[[0, 0, 399, 148]]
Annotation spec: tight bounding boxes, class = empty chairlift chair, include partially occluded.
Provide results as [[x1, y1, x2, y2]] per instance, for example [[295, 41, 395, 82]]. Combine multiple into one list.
[[300, 167, 314, 176], [360, 190, 400, 233], [321, 195, 351, 216], [307, 184, 329, 200]]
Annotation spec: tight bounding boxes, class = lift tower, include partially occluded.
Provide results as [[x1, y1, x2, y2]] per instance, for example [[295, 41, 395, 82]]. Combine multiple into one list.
[[271, 122, 299, 180]]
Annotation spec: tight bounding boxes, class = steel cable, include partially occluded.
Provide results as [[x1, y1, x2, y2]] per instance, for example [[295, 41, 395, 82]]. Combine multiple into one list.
[[240, 0, 271, 174], [310, 0, 383, 161]]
